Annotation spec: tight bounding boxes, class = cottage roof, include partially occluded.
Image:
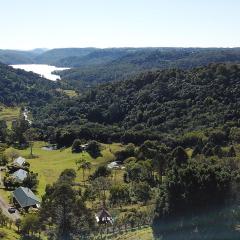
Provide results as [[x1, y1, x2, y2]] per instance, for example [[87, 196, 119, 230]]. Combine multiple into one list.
[[12, 169, 28, 181], [96, 208, 113, 224], [13, 157, 26, 166], [13, 187, 40, 208]]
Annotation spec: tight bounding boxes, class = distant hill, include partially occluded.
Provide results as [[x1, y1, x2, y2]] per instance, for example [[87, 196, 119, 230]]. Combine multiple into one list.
[[0, 49, 36, 64], [57, 48, 138, 67], [30, 48, 49, 55], [59, 48, 240, 90], [34, 48, 97, 65], [0, 62, 60, 106], [1, 47, 240, 91]]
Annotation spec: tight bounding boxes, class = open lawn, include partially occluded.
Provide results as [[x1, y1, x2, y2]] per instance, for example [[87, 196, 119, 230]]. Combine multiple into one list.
[[6, 142, 124, 197], [0, 227, 19, 240], [0, 106, 20, 128], [56, 88, 78, 97], [101, 227, 154, 240]]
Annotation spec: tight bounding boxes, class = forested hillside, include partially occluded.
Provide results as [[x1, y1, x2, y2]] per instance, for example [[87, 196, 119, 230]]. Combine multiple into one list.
[[0, 63, 60, 106], [32, 63, 240, 145], [2, 47, 240, 92], [0, 50, 37, 64], [59, 48, 240, 90], [34, 48, 97, 65]]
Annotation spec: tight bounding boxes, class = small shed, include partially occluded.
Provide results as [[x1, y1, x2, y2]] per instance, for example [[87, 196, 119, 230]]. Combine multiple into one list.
[[96, 208, 113, 224], [12, 169, 28, 182], [13, 187, 41, 209], [13, 157, 26, 167]]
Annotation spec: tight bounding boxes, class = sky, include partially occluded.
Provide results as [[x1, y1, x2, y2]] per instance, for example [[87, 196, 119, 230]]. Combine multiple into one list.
[[0, 0, 239, 50]]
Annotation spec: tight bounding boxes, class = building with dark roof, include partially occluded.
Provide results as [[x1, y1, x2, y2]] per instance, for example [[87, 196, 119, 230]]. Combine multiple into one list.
[[96, 208, 113, 224], [12, 187, 40, 209]]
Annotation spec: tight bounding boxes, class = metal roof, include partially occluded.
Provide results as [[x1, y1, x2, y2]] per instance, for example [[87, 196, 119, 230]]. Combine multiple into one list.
[[12, 169, 28, 181], [13, 157, 26, 166], [13, 187, 40, 208]]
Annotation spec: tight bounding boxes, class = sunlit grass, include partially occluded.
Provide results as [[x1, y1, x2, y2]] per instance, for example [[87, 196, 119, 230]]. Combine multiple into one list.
[[5, 142, 124, 197], [0, 227, 19, 240], [0, 106, 20, 128]]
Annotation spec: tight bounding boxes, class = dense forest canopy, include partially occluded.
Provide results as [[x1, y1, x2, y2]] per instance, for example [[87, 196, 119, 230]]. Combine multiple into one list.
[[0, 63, 60, 106], [58, 48, 240, 90], [2, 47, 240, 91], [32, 63, 240, 145]]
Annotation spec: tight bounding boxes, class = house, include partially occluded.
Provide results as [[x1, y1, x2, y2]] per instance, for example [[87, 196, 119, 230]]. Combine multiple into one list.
[[81, 143, 89, 151], [95, 208, 113, 224], [13, 157, 26, 167], [12, 169, 28, 182], [12, 187, 41, 209]]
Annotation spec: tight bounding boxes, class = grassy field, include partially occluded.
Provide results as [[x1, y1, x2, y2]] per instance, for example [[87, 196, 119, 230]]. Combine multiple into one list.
[[5, 142, 124, 197], [56, 88, 78, 97], [0, 106, 20, 128], [0, 227, 19, 240], [105, 227, 154, 240]]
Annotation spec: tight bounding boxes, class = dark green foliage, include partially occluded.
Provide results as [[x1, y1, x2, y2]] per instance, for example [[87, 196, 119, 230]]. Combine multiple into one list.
[[213, 145, 223, 158], [59, 48, 240, 90], [229, 127, 240, 143], [115, 143, 135, 163], [109, 184, 131, 206], [59, 169, 77, 183], [133, 181, 151, 203], [22, 172, 39, 192], [85, 140, 101, 158], [0, 120, 7, 142], [71, 139, 82, 153], [155, 159, 233, 218], [171, 146, 188, 166], [11, 117, 29, 145], [40, 170, 96, 239], [202, 143, 214, 157], [208, 129, 227, 145], [125, 160, 155, 185], [191, 145, 202, 158], [0, 62, 60, 106], [0, 154, 8, 166], [90, 166, 111, 180], [227, 146, 236, 157], [33, 64, 240, 145]]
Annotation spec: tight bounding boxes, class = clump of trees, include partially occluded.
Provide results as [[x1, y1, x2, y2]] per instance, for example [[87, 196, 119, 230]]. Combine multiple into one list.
[[71, 139, 83, 153], [39, 169, 97, 239], [156, 158, 233, 217]]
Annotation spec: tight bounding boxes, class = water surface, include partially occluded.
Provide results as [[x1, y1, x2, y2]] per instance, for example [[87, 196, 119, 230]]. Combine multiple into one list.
[[11, 64, 70, 81]]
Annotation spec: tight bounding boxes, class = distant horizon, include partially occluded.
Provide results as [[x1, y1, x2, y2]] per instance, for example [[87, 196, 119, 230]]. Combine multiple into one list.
[[2, 46, 240, 52]]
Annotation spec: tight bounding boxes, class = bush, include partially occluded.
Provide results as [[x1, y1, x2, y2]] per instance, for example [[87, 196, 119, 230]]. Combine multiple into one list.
[[90, 166, 111, 180], [71, 139, 83, 153], [86, 141, 101, 158], [133, 181, 151, 203]]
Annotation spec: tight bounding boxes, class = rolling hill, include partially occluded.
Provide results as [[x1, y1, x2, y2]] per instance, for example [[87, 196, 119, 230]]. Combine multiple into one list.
[[0, 62, 60, 106], [32, 63, 240, 145]]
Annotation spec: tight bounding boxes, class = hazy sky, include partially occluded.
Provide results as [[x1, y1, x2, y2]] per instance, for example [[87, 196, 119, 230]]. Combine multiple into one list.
[[1, 0, 239, 50]]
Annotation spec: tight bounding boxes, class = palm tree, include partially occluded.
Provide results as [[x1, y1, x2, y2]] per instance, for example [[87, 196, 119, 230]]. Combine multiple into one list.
[[76, 158, 87, 184], [85, 161, 92, 179]]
